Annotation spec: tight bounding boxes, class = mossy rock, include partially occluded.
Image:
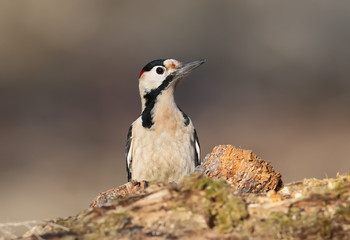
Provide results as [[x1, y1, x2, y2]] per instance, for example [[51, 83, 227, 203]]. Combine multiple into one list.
[[22, 174, 350, 239]]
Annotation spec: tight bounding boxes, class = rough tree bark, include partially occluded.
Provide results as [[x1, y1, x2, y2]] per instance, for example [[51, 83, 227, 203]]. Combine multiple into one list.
[[20, 145, 350, 240]]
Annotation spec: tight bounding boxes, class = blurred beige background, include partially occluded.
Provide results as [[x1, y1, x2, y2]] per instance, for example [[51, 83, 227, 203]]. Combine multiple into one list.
[[1, 1, 350, 224]]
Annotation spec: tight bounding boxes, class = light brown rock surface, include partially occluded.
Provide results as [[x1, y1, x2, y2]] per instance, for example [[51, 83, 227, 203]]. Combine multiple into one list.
[[196, 145, 283, 192]]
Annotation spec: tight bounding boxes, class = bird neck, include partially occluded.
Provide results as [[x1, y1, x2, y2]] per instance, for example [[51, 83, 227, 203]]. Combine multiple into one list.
[[141, 88, 178, 128], [152, 89, 178, 116]]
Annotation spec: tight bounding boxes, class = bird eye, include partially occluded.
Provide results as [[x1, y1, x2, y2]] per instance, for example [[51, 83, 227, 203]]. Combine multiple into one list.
[[156, 67, 164, 75]]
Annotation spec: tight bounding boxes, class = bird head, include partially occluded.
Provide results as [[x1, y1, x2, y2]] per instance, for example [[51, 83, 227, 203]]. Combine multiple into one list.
[[138, 58, 206, 97]]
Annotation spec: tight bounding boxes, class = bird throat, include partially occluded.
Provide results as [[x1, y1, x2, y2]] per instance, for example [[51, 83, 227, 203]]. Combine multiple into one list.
[[141, 74, 175, 128]]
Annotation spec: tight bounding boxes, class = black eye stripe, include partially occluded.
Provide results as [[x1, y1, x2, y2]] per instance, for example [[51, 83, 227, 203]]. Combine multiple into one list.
[[156, 67, 164, 74]]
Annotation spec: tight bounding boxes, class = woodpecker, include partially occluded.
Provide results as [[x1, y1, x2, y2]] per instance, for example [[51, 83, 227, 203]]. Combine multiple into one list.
[[125, 58, 205, 182]]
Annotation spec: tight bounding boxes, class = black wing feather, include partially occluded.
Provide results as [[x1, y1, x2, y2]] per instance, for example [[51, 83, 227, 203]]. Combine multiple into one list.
[[125, 125, 133, 181]]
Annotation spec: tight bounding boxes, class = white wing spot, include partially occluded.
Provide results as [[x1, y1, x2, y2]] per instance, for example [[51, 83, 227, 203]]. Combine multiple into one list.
[[127, 140, 133, 167], [195, 140, 200, 160]]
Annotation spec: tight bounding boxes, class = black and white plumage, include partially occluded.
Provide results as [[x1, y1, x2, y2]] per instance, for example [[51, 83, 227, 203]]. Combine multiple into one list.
[[125, 58, 205, 182]]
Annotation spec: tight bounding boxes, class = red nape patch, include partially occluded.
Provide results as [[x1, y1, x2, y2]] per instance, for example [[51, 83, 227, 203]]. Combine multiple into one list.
[[139, 69, 145, 78]]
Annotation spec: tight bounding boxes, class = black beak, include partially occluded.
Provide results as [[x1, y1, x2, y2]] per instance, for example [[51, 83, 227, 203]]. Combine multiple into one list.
[[174, 59, 206, 78]]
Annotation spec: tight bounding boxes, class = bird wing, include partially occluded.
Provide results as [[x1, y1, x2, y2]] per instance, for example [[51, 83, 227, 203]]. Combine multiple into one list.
[[193, 129, 201, 167], [125, 125, 133, 181]]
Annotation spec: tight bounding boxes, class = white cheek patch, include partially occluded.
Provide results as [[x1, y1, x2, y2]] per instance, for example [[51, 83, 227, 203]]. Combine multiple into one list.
[[139, 71, 165, 92]]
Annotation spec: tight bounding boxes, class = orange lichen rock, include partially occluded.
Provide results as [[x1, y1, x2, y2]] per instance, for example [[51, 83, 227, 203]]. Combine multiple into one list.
[[196, 145, 283, 193]]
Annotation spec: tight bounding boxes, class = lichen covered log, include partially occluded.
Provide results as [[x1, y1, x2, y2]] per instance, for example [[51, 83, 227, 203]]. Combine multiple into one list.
[[22, 174, 350, 240]]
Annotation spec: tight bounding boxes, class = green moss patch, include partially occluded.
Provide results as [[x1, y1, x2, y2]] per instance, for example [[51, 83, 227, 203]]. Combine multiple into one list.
[[182, 174, 248, 232]]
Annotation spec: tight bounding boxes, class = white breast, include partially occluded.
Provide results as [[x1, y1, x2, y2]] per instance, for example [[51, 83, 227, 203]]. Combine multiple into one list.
[[131, 117, 196, 182]]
